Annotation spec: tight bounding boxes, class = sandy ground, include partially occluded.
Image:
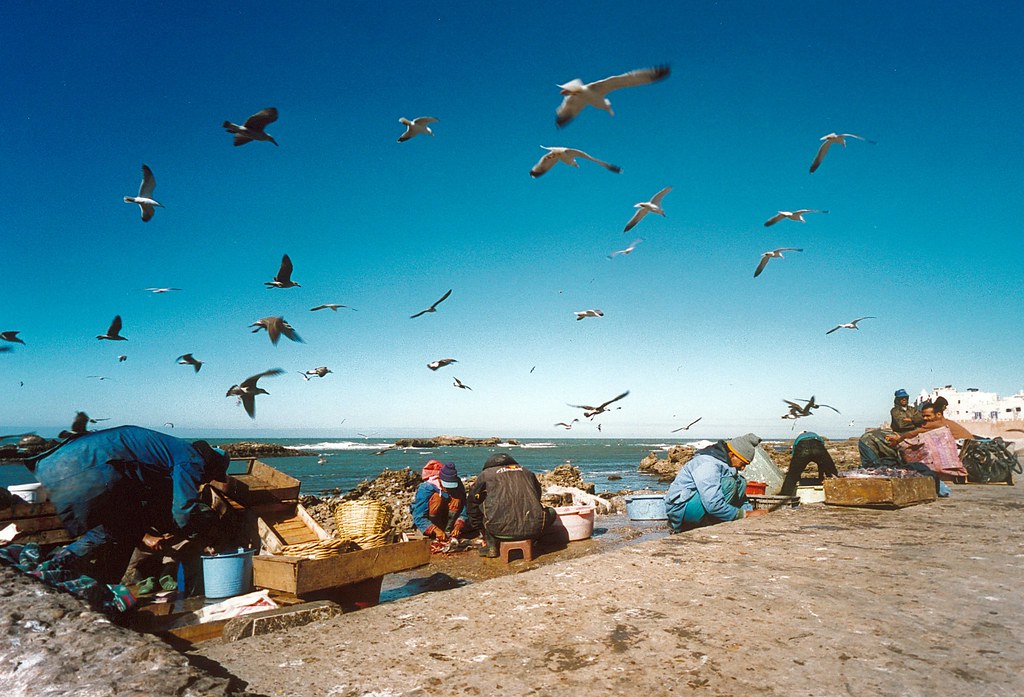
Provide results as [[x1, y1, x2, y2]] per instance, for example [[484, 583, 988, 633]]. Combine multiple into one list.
[[191, 483, 1024, 697]]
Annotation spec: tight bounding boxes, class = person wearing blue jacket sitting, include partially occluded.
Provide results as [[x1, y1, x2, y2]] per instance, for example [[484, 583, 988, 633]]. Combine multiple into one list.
[[664, 433, 766, 532], [29, 425, 230, 585], [410, 460, 470, 542]]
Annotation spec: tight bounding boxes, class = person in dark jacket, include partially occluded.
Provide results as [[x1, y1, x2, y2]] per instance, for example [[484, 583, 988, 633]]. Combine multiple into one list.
[[779, 431, 839, 496], [467, 453, 554, 558], [410, 460, 470, 542], [890, 389, 924, 434], [29, 425, 230, 584]]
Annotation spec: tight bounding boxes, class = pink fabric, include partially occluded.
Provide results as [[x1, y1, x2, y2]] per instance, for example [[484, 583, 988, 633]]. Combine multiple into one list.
[[421, 459, 444, 490], [898, 426, 968, 478]]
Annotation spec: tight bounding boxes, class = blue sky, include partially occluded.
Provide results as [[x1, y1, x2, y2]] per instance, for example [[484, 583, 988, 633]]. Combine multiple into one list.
[[2, 1, 1022, 439]]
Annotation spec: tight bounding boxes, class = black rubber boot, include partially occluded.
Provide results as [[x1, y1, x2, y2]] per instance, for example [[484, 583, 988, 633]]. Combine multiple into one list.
[[478, 532, 499, 558]]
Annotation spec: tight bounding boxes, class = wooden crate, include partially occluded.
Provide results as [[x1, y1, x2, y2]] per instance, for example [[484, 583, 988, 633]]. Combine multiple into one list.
[[253, 539, 430, 597], [256, 503, 330, 554], [823, 477, 936, 509], [210, 458, 300, 504], [0, 501, 73, 545]]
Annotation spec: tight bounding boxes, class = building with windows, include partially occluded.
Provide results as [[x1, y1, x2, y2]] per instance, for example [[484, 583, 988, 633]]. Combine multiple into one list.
[[917, 385, 1024, 437]]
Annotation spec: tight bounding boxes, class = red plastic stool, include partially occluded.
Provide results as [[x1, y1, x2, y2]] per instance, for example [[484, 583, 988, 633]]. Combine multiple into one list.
[[499, 539, 535, 564]]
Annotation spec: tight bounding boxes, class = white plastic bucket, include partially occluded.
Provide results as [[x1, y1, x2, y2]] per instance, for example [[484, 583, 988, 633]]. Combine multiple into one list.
[[553, 505, 596, 541], [7, 483, 48, 504]]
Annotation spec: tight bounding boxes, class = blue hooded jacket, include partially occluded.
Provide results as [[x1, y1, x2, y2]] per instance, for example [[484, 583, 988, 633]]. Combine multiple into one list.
[[664, 441, 744, 522]]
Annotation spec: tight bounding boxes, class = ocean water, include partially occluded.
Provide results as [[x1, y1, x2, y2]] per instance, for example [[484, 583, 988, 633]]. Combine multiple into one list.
[[1, 438, 699, 495]]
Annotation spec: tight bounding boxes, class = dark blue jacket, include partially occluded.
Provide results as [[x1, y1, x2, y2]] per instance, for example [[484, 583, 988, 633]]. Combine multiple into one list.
[[33, 426, 218, 557]]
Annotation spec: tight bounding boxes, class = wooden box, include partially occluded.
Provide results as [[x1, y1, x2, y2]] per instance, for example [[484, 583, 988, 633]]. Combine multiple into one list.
[[823, 477, 936, 509], [252, 538, 430, 597], [0, 501, 73, 546], [211, 458, 300, 504]]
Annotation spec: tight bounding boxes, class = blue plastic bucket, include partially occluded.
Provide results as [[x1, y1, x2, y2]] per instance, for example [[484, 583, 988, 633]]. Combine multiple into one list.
[[201, 548, 255, 599], [625, 494, 668, 521]]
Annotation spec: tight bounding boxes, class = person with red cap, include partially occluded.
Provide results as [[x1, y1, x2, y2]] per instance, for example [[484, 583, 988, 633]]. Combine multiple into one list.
[[410, 460, 470, 543]]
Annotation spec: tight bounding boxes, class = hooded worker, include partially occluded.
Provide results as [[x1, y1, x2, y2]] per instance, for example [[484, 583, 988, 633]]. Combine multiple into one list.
[[467, 453, 555, 558], [410, 460, 470, 543], [664, 433, 763, 532], [28, 425, 230, 585]]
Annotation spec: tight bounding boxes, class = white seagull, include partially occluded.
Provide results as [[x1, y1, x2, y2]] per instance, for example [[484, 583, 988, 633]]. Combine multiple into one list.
[[810, 133, 876, 173], [608, 238, 644, 259], [427, 358, 457, 371], [763, 209, 829, 227], [300, 366, 332, 380], [223, 107, 279, 146], [310, 304, 356, 312], [530, 147, 621, 178], [397, 117, 439, 142], [826, 316, 876, 335], [144, 287, 181, 294], [574, 309, 604, 321], [226, 368, 284, 419], [554, 65, 671, 128], [123, 164, 164, 222], [624, 187, 671, 232], [754, 248, 803, 278]]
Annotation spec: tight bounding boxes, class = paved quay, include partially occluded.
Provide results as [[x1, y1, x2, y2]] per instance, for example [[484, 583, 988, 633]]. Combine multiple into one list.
[[195, 484, 1024, 696]]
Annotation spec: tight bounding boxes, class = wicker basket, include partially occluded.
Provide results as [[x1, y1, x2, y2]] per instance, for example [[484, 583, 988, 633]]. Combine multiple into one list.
[[335, 499, 392, 539], [278, 538, 354, 559], [351, 529, 393, 550]]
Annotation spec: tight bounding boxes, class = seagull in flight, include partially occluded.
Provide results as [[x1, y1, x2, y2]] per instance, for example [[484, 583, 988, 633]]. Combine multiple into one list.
[[176, 353, 203, 373], [763, 209, 828, 227], [118, 355, 127, 362], [300, 366, 332, 380], [266, 254, 300, 288], [574, 309, 604, 321], [96, 315, 127, 341], [453, 377, 472, 390], [310, 304, 356, 312], [60, 412, 110, 438], [826, 316, 876, 335], [809, 133, 876, 173], [223, 107, 279, 146], [671, 416, 703, 433], [624, 187, 671, 232], [123, 164, 164, 222], [530, 147, 621, 178], [1, 331, 24, 344], [250, 317, 303, 345], [754, 248, 803, 278], [226, 368, 284, 419], [427, 358, 457, 371], [410, 289, 452, 318], [554, 65, 671, 128], [164, 422, 175, 428], [568, 390, 629, 419], [554, 419, 579, 430], [397, 116, 439, 142], [608, 238, 644, 259], [145, 287, 181, 294], [86, 375, 113, 381]]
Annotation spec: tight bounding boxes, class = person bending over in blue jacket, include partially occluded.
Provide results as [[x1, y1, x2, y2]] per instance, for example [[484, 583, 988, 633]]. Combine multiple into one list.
[[29, 425, 230, 586], [410, 460, 470, 543], [467, 453, 555, 558], [664, 433, 766, 532]]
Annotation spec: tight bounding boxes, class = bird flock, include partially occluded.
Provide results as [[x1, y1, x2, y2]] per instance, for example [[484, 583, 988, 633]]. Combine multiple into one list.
[[2, 65, 879, 433]]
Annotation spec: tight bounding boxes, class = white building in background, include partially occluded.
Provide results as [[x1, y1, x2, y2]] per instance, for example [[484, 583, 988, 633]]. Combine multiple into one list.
[[918, 385, 1024, 424]]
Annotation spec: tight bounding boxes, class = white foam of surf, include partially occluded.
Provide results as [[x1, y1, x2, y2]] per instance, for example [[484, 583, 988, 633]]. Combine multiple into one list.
[[292, 441, 388, 452], [517, 442, 557, 449]]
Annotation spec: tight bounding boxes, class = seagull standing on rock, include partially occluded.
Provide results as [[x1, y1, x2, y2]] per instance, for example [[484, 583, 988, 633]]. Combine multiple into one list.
[[250, 317, 303, 345], [123, 164, 164, 222], [754, 248, 803, 278], [554, 65, 671, 127], [223, 107, 279, 146], [624, 187, 671, 232], [397, 117, 439, 142], [810, 133, 876, 173], [530, 147, 621, 178]]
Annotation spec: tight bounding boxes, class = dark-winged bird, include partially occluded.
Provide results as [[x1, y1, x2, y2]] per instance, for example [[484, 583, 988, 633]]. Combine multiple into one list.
[[250, 317, 303, 345], [568, 391, 629, 419], [266, 254, 300, 288], [96, 315, 127, 341], [226, 368, 285, 419], [410, 289, 452, 318], [223, 107, 279, 146]]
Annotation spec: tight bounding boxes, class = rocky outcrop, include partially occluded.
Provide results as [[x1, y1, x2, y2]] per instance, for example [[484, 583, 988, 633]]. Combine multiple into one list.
[[0, 565, 246, 695], [302, 467, 422, 536], [639, 445, 695, 481], [217, 441, 305, 458], [392, 435, 518, 448], [0, 434, 59, 461]]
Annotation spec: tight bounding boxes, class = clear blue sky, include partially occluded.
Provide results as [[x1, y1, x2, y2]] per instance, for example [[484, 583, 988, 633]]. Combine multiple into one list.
[[2, 1, 1022, 440]]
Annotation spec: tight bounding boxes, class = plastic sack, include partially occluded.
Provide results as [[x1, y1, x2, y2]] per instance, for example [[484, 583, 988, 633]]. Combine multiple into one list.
[[897, 427, 968, 479]]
